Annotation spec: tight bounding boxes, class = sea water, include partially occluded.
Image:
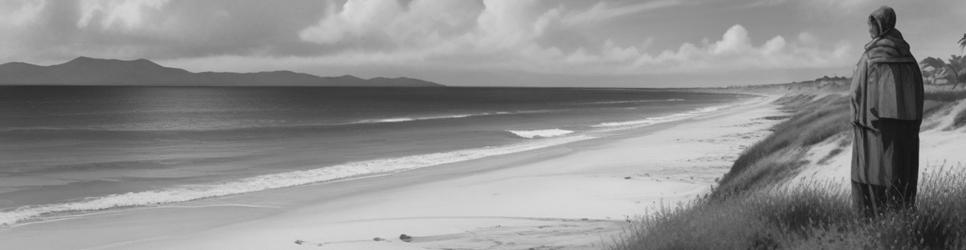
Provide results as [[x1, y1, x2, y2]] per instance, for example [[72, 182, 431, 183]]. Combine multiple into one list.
[[0, 86, 748, 226]]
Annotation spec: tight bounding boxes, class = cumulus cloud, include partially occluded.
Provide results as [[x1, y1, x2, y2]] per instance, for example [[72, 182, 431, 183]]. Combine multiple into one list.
[[299, 0, 480, 49], [0, 0, 881, 86], [77, 0, 169, 30], [294, 0, 854, 78], [627, 24, 853, 74], [298, 0, 402, 45]]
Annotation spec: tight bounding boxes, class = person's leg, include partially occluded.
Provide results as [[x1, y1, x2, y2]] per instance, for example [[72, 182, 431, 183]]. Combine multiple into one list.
[[896, 121, 919, 210], [869, 183, 889, 216], [852, 180, 870, 217], [882, 119, 920, 211], [852, 180, 882, 218], [890, 158, 917, 211]]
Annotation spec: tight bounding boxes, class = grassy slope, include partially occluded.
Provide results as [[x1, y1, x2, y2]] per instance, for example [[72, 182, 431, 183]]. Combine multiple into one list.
[[612, 85, 966, 250]]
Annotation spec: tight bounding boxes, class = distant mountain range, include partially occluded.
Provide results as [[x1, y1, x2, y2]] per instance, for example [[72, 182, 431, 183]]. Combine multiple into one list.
[[0, 57, 444, 87]]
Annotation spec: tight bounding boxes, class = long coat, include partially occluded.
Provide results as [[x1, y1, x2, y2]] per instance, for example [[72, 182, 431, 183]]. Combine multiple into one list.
[[849, 27, 924, 186]]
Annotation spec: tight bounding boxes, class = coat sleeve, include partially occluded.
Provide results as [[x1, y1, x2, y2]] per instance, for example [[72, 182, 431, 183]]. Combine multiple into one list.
[[850, 57, 869, 125], [866, 62, 924, 121]]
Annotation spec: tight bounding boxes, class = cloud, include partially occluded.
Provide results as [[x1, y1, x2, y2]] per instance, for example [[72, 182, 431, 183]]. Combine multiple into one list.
[[807, 0, 876, 13], [77, 0, 169, 30], [628, 24, 853, 74], [298, 0, 403, 45], [264, 21, 856, 78], [711, 25, 753, 54], [561, 0, 684, 26], [0, 0, 46, 27], [297, 0, 564, 64], [299, 0, 481, 48], [0, 0, 327, 62], [0, 0, 876, 86], [748, 0, 877, 14]]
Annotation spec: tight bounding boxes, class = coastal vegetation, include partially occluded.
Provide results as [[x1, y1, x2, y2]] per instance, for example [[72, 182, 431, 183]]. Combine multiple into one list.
[[611, 86, 966, 249], [920, 35, 966, 89], [921, 55, 966, 89]]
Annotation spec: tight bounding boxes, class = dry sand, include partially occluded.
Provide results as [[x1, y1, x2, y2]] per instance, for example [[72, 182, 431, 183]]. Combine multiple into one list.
[[0, 96, 783, 250], [782, 98, 966, 191]]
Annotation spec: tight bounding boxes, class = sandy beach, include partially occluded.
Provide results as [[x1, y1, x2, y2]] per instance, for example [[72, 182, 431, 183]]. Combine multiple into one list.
[[0, 95, 783, 250]]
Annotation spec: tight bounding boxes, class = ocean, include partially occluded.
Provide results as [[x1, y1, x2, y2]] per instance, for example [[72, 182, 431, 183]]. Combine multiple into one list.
[[0, 86, 749, 226]]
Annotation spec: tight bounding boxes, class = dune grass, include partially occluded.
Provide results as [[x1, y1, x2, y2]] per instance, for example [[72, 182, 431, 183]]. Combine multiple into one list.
[[611, 89, 966, 250], [715, 95, 850, 197], [612, 168, 966, 250]]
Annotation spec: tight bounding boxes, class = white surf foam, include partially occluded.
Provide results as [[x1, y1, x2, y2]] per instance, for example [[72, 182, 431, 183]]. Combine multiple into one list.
[[506, 129, 575, 139], [592, 104, 731, 128], [586, 98, 686, 105], [0, 135, 594, 227], [350, 110, 543, 125], [353, 113, 473, 124]]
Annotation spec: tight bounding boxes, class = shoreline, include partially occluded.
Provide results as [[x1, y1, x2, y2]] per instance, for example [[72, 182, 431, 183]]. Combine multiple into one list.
[[0, 90, 746, 225], [0, 95, 782, 250]]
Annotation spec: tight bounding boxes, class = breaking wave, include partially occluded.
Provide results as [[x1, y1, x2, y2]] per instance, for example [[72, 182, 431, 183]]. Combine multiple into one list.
[[351, 112, 498, 124], [0, 135, 594, 227], [350, 110, 553, 125], [592, 104, 732, 128], [584, 98, 686, 105], [506, 129, 575, 139]]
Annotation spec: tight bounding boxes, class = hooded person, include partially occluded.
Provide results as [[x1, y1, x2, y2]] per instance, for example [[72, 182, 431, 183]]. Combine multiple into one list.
[[849, 6, 924, 218]]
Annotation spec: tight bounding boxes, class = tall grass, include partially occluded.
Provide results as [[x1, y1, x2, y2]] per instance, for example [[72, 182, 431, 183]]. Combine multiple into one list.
[[612, 89, 966, 250], [612, 168, 966, 250], [716, 95, 850, 197]]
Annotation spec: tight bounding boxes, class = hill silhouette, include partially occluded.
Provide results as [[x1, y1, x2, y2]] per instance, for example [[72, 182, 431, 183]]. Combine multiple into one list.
[[0, 57, 443, 87]]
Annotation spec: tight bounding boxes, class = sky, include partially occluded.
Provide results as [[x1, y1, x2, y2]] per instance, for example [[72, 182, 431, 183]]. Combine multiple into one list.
[[0, 0, 963, 87]]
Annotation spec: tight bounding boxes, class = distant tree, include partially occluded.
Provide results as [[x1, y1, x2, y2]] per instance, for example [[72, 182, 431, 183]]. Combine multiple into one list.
[[947, 54, 966, 89], [920, 57, 948, 85], [917, 35, 966, 89]]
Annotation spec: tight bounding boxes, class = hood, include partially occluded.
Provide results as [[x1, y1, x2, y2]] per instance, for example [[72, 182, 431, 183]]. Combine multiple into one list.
[[864, 6, 915, 64], [869, 6, 896, 37]]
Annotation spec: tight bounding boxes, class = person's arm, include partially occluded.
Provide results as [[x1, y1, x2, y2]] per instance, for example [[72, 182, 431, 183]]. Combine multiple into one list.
[[850, 55, 879, 133]]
